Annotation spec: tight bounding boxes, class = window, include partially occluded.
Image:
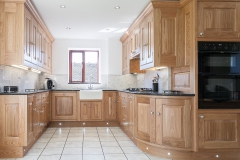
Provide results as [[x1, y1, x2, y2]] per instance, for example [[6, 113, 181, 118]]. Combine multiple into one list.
[[69, 50, 99, 84]]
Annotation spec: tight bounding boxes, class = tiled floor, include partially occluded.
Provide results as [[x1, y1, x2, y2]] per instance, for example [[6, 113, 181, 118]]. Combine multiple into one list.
[[0, 127, 172, 160]]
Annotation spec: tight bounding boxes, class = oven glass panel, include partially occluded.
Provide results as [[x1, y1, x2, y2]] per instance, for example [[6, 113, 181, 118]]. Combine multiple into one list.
[[198, 52, 240, 74], [198, 75, 240, 109]]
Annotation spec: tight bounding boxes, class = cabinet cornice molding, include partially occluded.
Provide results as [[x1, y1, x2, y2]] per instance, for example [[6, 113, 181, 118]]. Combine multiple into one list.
[[25, 0, 54, 42]]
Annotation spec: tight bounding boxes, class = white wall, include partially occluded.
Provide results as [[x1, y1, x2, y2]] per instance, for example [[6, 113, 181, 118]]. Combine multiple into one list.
[[108, 39, 122, 75], [52, 39, 109, 75]]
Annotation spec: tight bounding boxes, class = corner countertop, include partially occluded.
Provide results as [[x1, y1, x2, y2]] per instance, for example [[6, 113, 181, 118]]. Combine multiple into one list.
[[119, 90, 195, 96]]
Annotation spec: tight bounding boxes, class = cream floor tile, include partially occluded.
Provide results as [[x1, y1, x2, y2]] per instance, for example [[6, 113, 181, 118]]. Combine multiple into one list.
[[68, 133, 83, 137], [45, 142, 65, 148], [146, 154, 172, 160], [41, 148, 63, 156], [83, 141, 101, 147], [31, 142, 47, 149], [40, 134, 53, 138], [15, 156, 39, 160], [83, 137, 100, 142], [62, 148, 82, 155], [104, 154, 128, 160], [125, 154, 150, 160], [25, 148, 43, 156], [113, 132, 127, 137], [98, 133, 114, 137], [83, 147, 103, 155], [121, 146, 144, 154], [0, 159, 16, 160], [38, 155, 61, 160], [70, 127, 83, 130], [82, 154, 104, 160], [65, 142, 83, 148], [60, 155, 82, 160], [99, 137, 117, 142], [97, 127, 109, 129], [67, 137, 83, 142], [83, 133, 99, 137], [115, 136, 131, 141], [101, 141, 119, 147], [53, 132, 69, 136], [102, 146, 123, 154], [49, 137, 67, 142], [55, 129, 69, 133], [118, 140, 136, 147], [69, 130, 83, 133], [36, 137, 51, 143]]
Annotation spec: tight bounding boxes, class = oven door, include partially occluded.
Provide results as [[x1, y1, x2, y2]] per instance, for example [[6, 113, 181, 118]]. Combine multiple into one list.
[[198, 74, 240, 109], [198, 51, 240, 74]]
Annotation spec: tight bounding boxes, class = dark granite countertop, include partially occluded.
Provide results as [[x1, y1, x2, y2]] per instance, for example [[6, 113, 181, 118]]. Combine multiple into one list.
[[119, 90, 195, 96]]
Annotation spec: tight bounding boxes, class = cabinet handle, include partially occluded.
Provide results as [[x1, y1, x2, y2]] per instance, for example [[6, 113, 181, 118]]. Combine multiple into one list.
[[150, 111, 154, 115], [200, 32, 204, 36], [200, 115, 204, 119], [157, 112, 160, 116], [29, 102, 33, 105]]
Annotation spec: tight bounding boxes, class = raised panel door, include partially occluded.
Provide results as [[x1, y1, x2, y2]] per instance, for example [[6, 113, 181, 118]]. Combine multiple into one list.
[[91, 101, 102, 120], [51, 92, 77, 121], [31, 16, 38, 65], [128, 94, 134, 136], [103, 91, 117, 120], [197, 2, 240, 38], [27, 95, 34, 145], [24, 7, 32, 63], [80, 101, 91, 120], [0, 95, 27, 147], [156, 98, 192, 148], [199, 113, 240, 149]]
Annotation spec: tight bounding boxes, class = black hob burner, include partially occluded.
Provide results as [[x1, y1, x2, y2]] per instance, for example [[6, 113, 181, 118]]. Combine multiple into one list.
[[126, 88, 153, 92], [163, 90, 181, 94]]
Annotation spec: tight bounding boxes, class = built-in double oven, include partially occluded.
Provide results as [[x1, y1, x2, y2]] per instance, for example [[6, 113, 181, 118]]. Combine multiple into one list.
[[198, 42, 240, 109]]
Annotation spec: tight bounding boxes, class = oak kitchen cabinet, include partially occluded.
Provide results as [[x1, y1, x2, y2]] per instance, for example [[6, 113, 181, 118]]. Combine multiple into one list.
[[198, 112, 240, 149], [103, 91, 118, 120], [80, 101, 102, 120], [0, 0, 54, 73], [197, 1, 240, 39], [51, 91, 77, 121], [153, 98, 192, 148]]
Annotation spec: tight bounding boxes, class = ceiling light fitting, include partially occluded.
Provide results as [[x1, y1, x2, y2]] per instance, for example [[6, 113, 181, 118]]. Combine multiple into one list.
[[60, 5, 66, 8], [115, 6, 120, 9]]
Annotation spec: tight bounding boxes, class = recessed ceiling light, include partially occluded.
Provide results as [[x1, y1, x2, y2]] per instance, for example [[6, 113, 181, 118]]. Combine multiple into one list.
[[115, 6, 120, 9], [60, 5, 66, 8], [66, 27, 71, 30], [99, 28, 119, 32]]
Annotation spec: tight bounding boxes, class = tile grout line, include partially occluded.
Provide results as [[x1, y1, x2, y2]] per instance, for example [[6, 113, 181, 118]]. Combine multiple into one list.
[[82, 127, 85, 160], [37, 128, 57, 160], [110, 127, 129, 160], [97, 127, 107, 160], [59, 127, 70, 160]]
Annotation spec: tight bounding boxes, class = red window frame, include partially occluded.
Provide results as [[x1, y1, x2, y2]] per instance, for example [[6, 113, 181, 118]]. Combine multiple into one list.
[[69, 50, 99, 84]]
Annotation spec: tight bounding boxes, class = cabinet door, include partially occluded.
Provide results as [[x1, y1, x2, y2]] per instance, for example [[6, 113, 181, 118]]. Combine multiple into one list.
[[31, 17, 38, 65], [91, 101, 102, 120], [140, 12, 153, 67], [135, 97, 154, 142], [27, 95, 34, 145], [156, 98, 192, 148], [103, 92, 117, 120], [197, 2, 240, 38], [24, 7, 32, 63], [33, 94, 41, 137], [199, 113, 240, 149], [52, 92, 77, 120], [128, 94, 134, 136], [0, 95, 27, 146], [80, 101, 91, 120]]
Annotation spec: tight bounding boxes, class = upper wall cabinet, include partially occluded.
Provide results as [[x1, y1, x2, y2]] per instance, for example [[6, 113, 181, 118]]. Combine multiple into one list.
[[197, 1, 240, 39], [0, 0, 54, 73]]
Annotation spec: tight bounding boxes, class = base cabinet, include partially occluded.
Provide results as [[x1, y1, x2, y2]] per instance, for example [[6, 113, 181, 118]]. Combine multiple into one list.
[[80, 101, 102, 120], [198, 113, 240, 149], [103, 91, 117, 120], [51, 92, 77, 121]]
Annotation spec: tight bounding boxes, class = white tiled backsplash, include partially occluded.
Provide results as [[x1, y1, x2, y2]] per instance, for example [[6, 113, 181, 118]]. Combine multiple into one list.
[[0, 65, 40, 92], [0, 65, 171, 92]]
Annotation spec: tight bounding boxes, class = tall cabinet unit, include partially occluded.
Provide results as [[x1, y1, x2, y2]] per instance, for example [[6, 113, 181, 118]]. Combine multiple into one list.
[[0, 0, 54, 73], [103, 91, 118, 120]]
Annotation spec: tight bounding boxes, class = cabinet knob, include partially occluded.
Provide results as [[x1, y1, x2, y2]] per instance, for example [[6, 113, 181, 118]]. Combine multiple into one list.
[[150, 111, 154, 115], [200, 32, 204, 36], [157, 112, 160, 116], [200, 115, 204, 119]]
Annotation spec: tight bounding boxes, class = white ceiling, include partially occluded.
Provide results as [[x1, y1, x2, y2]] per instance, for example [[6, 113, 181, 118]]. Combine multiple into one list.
[[31, 0, 150, 40]]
